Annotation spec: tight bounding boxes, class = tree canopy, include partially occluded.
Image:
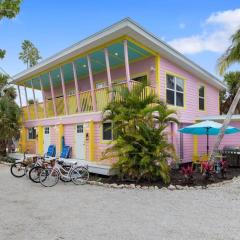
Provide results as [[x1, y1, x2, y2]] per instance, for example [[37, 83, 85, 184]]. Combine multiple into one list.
[[19, 40, 41, 68], [0, 0, 22, 59]]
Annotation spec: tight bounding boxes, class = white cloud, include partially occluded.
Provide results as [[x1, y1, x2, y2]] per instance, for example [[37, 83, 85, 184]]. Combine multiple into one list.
[[168, 9, 240, 54]]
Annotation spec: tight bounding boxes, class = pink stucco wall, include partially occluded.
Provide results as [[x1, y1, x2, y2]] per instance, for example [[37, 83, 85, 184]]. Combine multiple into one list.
[[160, 57, 219, 123]]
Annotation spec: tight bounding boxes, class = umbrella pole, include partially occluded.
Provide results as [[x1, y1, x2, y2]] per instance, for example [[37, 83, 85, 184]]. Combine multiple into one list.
[[207, 128, 209, 156]]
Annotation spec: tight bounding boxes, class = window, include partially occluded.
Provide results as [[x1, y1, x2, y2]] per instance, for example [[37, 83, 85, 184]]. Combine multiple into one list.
[[77, 124, 83, 133], [102, 122, 112, 141], [68, 89, 75, 96], [96, 82, 107, 89], [44, 127, 49, 134], [28, 127, 36, 140], [166, 74, 184, 107], [132, 75, 148, 84], [199, 86, 205, 110]]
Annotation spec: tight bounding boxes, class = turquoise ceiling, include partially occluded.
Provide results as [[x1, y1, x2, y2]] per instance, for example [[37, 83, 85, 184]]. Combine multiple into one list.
[[23, 40, 153, 90]]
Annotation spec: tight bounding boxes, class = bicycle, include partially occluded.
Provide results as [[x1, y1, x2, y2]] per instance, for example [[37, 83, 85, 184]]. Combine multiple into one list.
[[10, 152, 29, 178], [39, 160, 89, 187]]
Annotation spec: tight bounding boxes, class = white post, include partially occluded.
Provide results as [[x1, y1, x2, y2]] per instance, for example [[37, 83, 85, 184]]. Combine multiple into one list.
[[17, 85, 24, 120], [39, 76, 47, 118], [49, 72, 57, 116], [72, 62, 81, 112], [104, 48, 113, 100], [24, 85, 30, 119], [60, 67, 69, 115], [31, 80, 38, 119], [87, 55, 97, 111], [123, 39, 131, 89]]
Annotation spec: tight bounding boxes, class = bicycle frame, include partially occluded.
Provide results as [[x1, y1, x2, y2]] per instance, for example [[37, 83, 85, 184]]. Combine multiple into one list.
[[50, 161, 77, 180]]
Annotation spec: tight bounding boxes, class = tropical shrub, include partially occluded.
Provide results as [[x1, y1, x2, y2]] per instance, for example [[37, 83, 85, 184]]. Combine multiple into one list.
[[0, 74, 21, 156], [102, 82, 178, 183]]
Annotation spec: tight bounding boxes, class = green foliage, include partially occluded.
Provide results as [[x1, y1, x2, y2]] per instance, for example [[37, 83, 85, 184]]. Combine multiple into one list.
[[0, 73, 21, 155], [220, 71, 240, 114], [102, 82, 178, 183], [0, 0, 22, 20], [19, 40, 41, 68], [0, 0, 22, 60], [218, 29, 240, 75]]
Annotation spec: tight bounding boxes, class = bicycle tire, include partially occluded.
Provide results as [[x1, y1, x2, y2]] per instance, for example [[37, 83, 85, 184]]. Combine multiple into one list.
[[10, 162, 26, 178]]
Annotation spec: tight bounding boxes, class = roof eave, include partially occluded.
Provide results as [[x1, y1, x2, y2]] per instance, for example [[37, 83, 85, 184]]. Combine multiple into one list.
[[10, 18, 226, 90]]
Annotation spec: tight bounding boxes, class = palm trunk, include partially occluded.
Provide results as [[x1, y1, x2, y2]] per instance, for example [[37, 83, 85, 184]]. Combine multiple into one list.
[[210, 85, 240, 164]]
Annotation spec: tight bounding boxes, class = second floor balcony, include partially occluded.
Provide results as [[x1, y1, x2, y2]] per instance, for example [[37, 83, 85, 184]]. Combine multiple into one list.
[[21, 80, 155, 121]]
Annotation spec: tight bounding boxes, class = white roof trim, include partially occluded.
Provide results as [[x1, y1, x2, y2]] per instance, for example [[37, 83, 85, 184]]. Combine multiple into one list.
[[10, 18, 226, 90], [197, 115, 240, 121]]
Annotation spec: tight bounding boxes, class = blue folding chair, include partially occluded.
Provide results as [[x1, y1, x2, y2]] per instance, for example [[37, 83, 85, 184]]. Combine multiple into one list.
[[45, 145, 56, 157], [60, 145, 72, 159]]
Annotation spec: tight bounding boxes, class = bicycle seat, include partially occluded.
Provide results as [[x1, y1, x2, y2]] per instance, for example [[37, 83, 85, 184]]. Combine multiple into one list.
[[57, 160, 64, 165]]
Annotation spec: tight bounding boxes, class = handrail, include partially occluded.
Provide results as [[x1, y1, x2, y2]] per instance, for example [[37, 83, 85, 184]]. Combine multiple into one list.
[[21, 81, 155, 121]]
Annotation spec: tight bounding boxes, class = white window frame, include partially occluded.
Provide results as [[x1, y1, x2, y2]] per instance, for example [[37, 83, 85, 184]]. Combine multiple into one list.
[[199, 86, 205, 111], [166, 74, 184, 107]]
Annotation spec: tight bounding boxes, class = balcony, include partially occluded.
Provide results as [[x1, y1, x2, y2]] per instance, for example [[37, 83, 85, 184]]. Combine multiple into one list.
[[21, 80, 155, 121]]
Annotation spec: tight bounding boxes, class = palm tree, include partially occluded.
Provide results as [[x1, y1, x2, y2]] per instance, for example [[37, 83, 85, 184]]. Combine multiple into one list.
[[102, 82, 178, 183], [210, 28, 240, 162], [218, 29, 240, 75], [19, 40, 41, 68], [0, 74, 21, 156], [220, 72, 240, 114]]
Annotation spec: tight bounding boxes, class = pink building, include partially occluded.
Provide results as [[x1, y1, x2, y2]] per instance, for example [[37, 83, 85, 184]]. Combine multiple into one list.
[[11, 18, 227, 172]]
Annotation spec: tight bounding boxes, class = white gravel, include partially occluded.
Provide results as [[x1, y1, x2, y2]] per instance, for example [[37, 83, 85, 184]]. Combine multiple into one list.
[[1, 164, 240, 240]]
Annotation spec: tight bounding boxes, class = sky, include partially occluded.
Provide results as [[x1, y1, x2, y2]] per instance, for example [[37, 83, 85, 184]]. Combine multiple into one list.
[[0, 0, 240, 81]]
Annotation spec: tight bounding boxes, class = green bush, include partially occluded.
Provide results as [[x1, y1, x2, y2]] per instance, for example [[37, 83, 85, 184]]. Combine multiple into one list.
[[102, 82, 178, 183]]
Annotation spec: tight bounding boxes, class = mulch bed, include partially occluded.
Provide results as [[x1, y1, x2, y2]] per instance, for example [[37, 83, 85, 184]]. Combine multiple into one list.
[[89, 167, 240, 188]]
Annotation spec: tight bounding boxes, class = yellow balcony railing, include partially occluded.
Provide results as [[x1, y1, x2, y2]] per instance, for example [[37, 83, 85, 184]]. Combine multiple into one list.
[[21, 81, 155, 121]]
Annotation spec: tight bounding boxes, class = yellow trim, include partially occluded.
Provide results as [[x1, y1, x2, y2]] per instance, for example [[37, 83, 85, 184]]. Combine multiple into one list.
[[20, 127, 27, 152], [58, 124, 64, 153], [125, 36, 158, 56], [165, 71, 187, 110], [155, 55, 160, 96], [193, 135, 198, 156], [18, 36, 157, 86], [37, 126, 44, 155], [198, 84, 207, 113], [94, 71, 150, 88], [89, 120, 95, 161]]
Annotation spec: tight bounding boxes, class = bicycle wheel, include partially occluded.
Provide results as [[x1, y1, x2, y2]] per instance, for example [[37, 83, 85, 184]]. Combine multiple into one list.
[[25, 163, 35, 179], [39, 168, 59, 187], [29, 166, 43, 183], [70, 166, 89, 185], [10, 162, 26, 178]]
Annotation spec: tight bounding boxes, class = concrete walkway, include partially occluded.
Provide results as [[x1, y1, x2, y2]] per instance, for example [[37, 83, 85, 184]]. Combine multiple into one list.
[[0, 164, 240, 240]]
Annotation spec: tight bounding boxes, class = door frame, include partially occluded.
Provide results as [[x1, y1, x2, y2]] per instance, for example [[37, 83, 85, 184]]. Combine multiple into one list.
[[43, 126, 51, 154], [75, 123, 86, 160]]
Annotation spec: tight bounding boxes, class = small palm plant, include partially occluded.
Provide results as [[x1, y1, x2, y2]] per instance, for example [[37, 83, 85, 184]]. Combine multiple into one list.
[[102, 82, 178, 183]]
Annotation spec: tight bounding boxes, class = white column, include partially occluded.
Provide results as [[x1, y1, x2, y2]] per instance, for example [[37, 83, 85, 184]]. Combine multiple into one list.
[[31, 80, 38, 119], [60, 67, 69, 115], [17, 85, 24, 120], [49, 72, 57, 116], [104, 48, 113, 100], [24, 85, 30, 119], [87, 55, 97, 111], [72, 62, 81, 113], [123, 39, 131, 89], [39, 76, 47, 118]]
